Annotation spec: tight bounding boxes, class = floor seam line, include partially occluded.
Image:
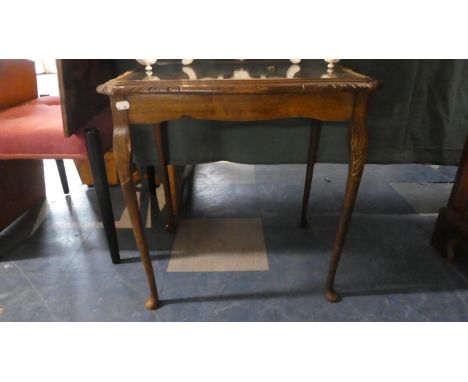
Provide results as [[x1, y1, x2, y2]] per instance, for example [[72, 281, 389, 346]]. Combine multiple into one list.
[[13, 263, 58, 322]]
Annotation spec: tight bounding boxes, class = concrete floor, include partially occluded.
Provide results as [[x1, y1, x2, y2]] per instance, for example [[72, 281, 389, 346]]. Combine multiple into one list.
[[1, 160, 467, 321]]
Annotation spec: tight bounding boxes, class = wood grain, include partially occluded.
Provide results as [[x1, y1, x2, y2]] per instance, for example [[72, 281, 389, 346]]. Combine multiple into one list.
[[99, 60, 380, 309], [57, 59, 114, 137], [0, 160, 45, 231], [125, 92, 355, 123], [325, 92, 370, 302], [111, 98, 159, 309]]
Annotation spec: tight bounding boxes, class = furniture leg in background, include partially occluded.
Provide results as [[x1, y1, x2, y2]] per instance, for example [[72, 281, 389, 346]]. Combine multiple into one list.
[[168, 165, 185, 216], [73, 148, 120, 186], [301, 119, 322, 228], [55, 159, 69, 194], [146, 165, 157, 198], [154, 123, 175, 232], [85, 127, 120, 265], [325, 92, 370, 302], [145, 165, 161, 227], [112, 102, 159, 309], [432, 135, 468, 260]]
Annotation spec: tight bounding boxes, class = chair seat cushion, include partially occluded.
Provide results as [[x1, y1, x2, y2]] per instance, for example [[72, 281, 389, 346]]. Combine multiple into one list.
[[0, 96, 113, 160]]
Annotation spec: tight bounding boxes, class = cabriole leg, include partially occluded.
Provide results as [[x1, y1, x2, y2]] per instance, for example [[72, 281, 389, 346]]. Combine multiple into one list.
[[325, 93, 369, 302], [113, 107, 159, 309]]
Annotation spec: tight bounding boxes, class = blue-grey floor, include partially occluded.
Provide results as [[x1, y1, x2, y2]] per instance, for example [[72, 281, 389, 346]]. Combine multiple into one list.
[[1, 160, 467, 321]]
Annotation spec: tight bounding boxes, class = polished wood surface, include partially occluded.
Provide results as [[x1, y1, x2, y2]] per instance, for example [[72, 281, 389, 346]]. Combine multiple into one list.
[[98, 59, 380, 309], [129, 92, 355, 123], [98, 59, 379, 96]]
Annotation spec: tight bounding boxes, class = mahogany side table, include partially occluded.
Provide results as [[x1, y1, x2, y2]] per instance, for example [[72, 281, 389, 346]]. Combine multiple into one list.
[[97, 59, 380, 310]]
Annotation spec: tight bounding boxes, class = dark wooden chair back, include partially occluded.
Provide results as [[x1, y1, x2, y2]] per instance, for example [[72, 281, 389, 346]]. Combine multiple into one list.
[[56, 59, 114, 137]]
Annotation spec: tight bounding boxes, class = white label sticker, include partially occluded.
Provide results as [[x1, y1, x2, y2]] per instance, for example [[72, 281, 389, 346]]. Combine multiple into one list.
[[115, 101, 130, 110]]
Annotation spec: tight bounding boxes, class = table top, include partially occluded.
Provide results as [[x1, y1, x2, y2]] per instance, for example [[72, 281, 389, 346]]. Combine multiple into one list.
[[97, 59, 379, 96]]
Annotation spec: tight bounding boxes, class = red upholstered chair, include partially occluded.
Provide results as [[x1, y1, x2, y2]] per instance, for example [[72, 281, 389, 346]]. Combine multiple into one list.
[[0, 59, 120, 264]]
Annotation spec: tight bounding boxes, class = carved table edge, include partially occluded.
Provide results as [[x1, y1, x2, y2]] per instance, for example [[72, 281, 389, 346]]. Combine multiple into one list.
[[96, 79, 381, 97]]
